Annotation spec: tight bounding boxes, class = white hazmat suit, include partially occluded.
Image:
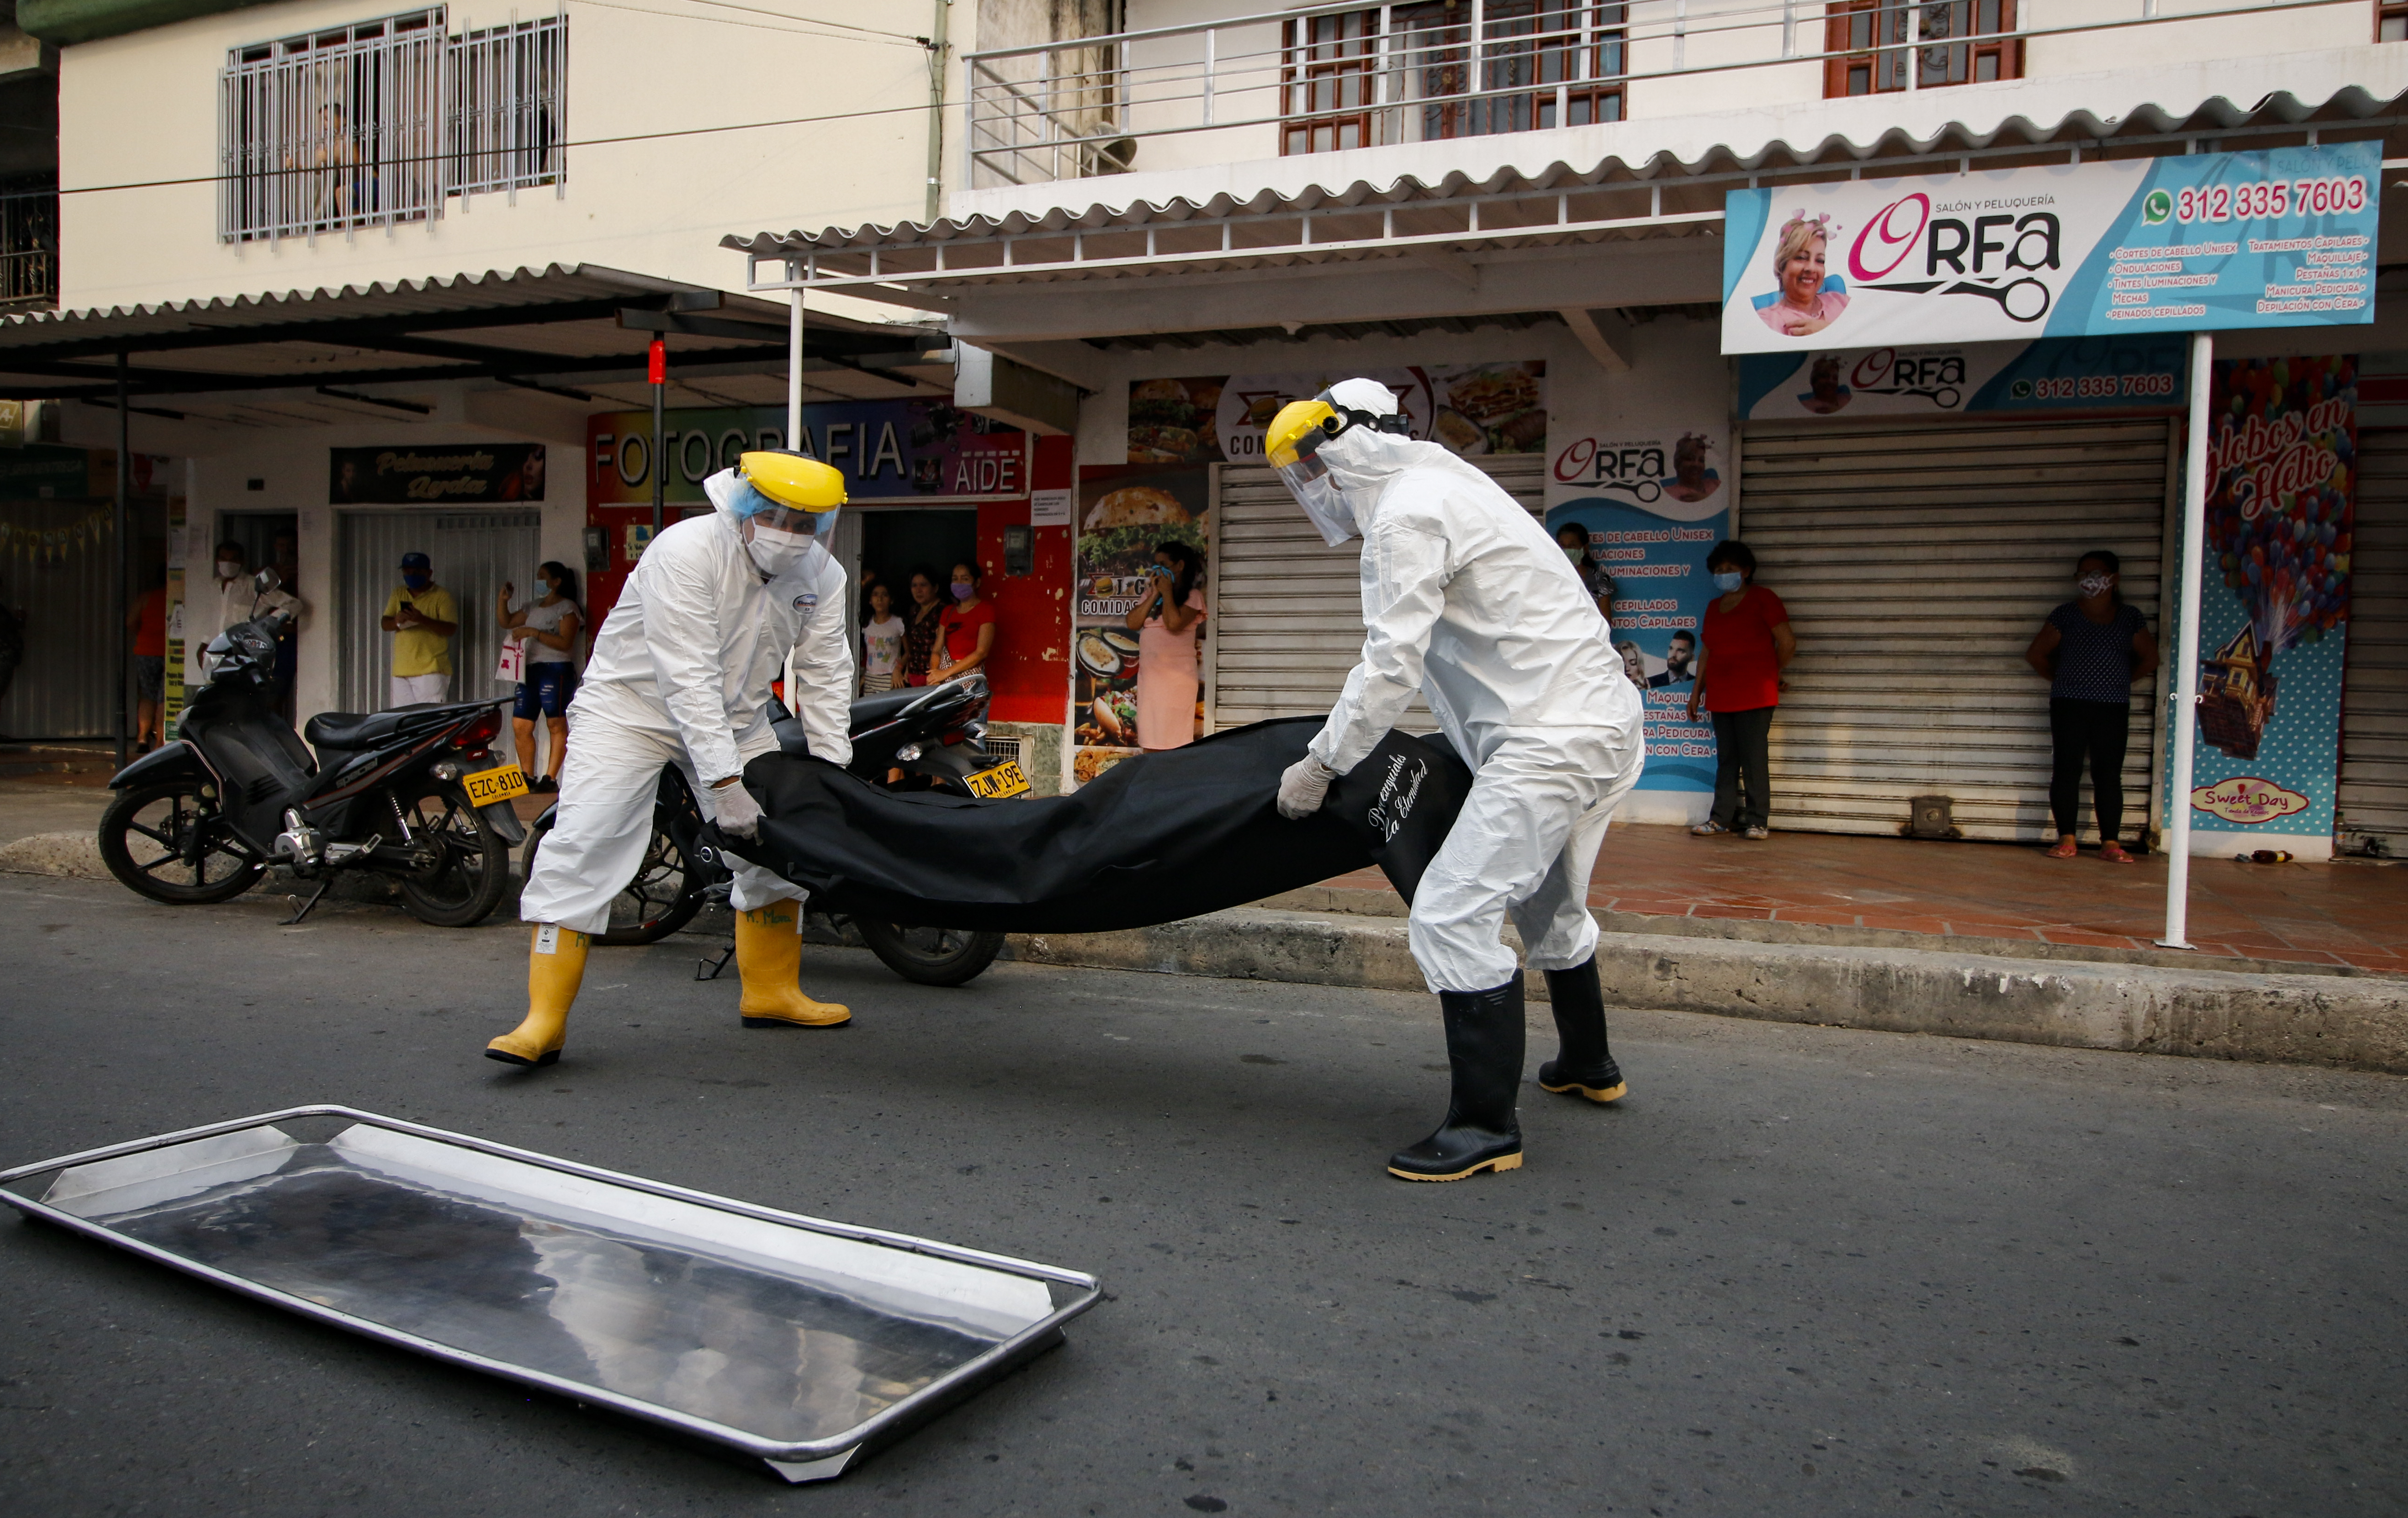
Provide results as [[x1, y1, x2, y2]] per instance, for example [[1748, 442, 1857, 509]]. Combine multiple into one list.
[[518, 471, 855, 937], [1297, 391, 1645, 994]]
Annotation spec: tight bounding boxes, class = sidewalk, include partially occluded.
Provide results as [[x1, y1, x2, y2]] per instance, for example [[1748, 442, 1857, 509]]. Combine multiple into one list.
[[1283, 823, 2408, 979]]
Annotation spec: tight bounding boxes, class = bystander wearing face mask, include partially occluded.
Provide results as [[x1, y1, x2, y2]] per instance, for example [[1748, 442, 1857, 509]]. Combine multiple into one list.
[[2078, 573, 2114, 598], [215, 557, 242, 581], [1712, 569, 1745, 593]]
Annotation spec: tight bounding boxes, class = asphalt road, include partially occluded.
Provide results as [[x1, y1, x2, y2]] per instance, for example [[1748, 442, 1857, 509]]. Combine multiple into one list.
[[0, 873, 2402, 1518]]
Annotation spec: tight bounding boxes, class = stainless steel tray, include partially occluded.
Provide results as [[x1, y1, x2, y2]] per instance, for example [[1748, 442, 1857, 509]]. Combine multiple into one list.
[[0, 1106, 1100, 1482]]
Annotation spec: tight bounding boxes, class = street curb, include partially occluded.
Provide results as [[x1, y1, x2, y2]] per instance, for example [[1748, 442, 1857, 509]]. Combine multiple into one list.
[[0, 830, 107, 879], [1004, 907, 2408, 1074]]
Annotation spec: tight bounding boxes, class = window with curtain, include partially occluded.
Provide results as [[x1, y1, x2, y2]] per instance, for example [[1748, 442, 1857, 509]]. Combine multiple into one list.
[[1824, 0, 2020, 98]]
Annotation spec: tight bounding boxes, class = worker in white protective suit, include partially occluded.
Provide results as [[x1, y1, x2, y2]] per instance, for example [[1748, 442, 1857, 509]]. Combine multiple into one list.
[[1266, 380, 1647, 1182], [485, 451, 857, 1068]]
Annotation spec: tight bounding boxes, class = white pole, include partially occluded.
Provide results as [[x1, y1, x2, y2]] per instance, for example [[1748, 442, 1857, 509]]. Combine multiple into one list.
[[786, 269, 805, 448], [2158, 330, 2212, 950]]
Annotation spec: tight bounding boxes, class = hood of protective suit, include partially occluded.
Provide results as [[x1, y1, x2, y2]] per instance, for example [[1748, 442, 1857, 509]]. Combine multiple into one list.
[[1317, 428, 1499, 539], [705, 467, 829, 580]]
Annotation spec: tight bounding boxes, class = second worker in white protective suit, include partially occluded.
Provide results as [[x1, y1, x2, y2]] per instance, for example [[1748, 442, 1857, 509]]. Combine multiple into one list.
[[485, 451, 858, 1068], [1265, 380, 1647, 1181]]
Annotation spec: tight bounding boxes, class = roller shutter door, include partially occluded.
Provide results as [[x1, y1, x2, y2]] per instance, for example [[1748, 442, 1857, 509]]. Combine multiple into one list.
[[2338, 432, 2408, 854], [1737, 416, 2173, 842], [1206, 455, 1544, 731]]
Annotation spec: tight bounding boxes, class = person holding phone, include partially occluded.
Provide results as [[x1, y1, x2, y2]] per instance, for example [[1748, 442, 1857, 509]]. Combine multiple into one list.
[[1124, 540, 1207, 751], [498, 562, 583, 792], [380, 551, 458, 708]]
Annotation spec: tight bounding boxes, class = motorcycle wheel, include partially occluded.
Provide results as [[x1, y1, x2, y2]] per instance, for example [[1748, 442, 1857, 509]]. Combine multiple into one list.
[[522, 807, 703, 946], [856, 919, 1006, 988], [97, 779, 265, 904], [390, 782, 511, 928]]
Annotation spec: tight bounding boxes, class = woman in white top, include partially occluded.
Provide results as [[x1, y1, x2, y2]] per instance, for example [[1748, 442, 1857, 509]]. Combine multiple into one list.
[[498, 561, 582, 792], [859, 580, 906, 693], [1123, 540, 1207, 751]]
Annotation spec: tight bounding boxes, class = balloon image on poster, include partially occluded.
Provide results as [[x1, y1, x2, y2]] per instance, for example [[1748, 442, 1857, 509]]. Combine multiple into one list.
[[2171, 355, 2355, 838]]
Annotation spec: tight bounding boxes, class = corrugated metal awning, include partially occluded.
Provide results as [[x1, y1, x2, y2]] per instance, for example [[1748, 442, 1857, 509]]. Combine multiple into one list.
[[728, 86, 2408, 308], [0, 264, 952, 426]]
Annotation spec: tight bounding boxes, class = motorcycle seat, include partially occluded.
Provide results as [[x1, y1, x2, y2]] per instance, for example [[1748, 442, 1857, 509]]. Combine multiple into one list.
[[848, 686, 937, 732], [304, 702, 484, 751]]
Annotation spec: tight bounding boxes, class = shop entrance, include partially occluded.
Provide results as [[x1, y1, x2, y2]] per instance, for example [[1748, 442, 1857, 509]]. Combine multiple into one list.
[[2339, 431, 2408, 856], [1734, 415, 2175, 844], [0, 454, 167, 741], [852, 508, 978, 682], [334, 510, 542, 750]]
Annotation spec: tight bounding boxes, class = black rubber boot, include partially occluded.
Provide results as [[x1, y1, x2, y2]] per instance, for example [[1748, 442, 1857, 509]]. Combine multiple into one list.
[[1537, 957, 1627, 1103], [1387, 974, 1526, 1182]]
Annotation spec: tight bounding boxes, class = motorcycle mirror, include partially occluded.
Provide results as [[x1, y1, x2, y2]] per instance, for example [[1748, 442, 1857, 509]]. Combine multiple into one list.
[[252, 566, 282, 594]]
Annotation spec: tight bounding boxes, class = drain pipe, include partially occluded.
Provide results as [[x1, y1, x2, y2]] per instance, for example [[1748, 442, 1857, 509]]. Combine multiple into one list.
[[924, 0, 950, 223]]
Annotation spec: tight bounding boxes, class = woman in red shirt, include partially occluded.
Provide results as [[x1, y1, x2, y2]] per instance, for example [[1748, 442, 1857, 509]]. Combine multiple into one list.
[[929, 560, 998, 683], [1685, 540, 1795, 839]]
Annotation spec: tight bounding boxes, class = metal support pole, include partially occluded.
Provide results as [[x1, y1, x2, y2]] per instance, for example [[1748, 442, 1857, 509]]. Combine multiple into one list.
[[648, 337, 666, 539], [112, 351, 129, 770], [787, 277, 804, 449], [924, 0, 950, 223], [2158, 330, 2213, 950]]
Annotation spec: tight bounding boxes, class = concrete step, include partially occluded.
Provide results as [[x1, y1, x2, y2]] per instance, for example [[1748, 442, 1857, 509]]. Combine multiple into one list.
[[1005, 906, 2408, 1076]]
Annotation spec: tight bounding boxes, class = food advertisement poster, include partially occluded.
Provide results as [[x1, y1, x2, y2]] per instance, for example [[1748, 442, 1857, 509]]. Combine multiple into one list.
[[331, 444, 547, 504], [1722, 142, 2378, 355], [1737, 335, 2190, 420], [1071, 464, 1210, 786], [2163, 355, 2355, 841], [1544, 428, 1728, 793], [587, 401, 1026, 504], [1127, 362, 1548, 464]]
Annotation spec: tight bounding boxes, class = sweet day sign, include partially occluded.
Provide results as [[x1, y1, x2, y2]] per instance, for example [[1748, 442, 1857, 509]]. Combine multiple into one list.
[[1721, 143, 2379, 354]]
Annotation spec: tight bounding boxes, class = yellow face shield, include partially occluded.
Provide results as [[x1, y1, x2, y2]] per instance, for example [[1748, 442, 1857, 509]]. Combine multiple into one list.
[[735, 450, 847, 536], [1265, 398, 1360, 546]]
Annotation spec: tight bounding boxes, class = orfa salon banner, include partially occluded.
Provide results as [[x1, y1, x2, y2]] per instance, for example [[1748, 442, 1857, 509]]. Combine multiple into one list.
[[1737, 335, 2189, 421], [2165, 356, 2356, 838], [1722, 142, 2379, 355], [1545, 428, 1726, 793]]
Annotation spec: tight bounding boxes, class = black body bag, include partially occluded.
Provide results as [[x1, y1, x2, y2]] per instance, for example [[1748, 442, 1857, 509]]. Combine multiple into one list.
[[723, 716, 1472, 934]]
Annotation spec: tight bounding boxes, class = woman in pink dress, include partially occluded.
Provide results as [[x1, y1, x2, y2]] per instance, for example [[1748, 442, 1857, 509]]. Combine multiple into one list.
[[1757, 213, 1848, 338], [1123, 540, 1206, 751]]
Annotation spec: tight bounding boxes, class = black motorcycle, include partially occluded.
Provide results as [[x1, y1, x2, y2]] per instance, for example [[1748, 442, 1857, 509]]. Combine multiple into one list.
[[522, 673, 1025, 985], [98, 572, 527, 927]]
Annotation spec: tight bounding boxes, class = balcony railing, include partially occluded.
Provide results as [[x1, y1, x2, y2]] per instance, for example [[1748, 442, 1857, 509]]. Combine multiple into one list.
[[0, 178, 57, 312], [964, 0, 2364, 189]]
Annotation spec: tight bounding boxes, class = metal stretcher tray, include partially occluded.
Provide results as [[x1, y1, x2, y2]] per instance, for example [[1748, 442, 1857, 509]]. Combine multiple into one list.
[[0, 1106, 1101, 1482]]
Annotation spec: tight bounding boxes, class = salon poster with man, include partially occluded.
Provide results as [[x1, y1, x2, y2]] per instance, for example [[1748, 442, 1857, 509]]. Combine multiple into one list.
[[1544, 428, 1726, 794]]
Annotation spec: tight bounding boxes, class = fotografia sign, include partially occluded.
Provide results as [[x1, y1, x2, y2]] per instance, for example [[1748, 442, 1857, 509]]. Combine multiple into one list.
[[1721, 142, 2379, 354]]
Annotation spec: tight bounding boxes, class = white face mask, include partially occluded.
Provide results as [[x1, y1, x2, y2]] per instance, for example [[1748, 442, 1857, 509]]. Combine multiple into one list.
[[744, 524, 816, 578], [2078, 573, 2114, 598], [215, 560, 241, 581]]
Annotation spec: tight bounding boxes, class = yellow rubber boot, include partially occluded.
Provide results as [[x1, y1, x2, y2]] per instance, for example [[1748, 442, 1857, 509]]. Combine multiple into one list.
[[486, 924, 588, 1067], [736, 902, 851, 1029]]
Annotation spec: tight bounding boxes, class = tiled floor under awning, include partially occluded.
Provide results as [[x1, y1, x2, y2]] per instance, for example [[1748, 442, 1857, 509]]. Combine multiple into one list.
[[1313, 825, 2408, 977]]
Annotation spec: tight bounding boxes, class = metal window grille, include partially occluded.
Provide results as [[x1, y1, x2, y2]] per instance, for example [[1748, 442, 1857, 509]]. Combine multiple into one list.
[[449, 10, 568, 202], [980, 735, 1025, 766], [220, 10, 446, 243], [219, 7, 565, 244], [0, 174, 56, 311]]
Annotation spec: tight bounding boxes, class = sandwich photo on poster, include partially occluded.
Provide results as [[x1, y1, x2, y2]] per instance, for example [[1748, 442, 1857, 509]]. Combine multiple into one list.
[[1072, 465, 1211, 785]]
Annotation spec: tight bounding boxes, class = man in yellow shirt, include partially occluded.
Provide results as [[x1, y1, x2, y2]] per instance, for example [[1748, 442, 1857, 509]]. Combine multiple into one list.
[[380, 551, 459, 707]]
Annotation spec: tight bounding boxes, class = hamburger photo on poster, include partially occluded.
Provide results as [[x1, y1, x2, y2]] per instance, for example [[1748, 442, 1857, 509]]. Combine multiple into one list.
[[1071, 464, 1211, 784]]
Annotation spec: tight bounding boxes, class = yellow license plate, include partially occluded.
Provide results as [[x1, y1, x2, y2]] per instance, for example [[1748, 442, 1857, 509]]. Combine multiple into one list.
[[463, 762, 529, 805], [965, 759, 1031, 800]]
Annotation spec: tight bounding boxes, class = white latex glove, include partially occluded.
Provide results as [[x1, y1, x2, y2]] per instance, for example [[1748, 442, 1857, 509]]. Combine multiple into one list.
[[711, 779, 764, 840], [1276, 756, 1336, 820]]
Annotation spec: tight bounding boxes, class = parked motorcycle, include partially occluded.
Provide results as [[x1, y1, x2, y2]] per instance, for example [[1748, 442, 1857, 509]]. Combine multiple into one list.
[[522, 673, 1025, 985], [98, 571, 528, 927]]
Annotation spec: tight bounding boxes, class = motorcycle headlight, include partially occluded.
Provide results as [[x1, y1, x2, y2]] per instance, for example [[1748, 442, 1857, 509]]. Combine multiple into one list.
[[894, 741, 923, 763]]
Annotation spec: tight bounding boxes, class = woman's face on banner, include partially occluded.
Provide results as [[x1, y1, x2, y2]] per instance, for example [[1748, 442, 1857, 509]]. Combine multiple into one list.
[[1781, 234, 1827, 307], [1620, 644, 1646, 686]]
